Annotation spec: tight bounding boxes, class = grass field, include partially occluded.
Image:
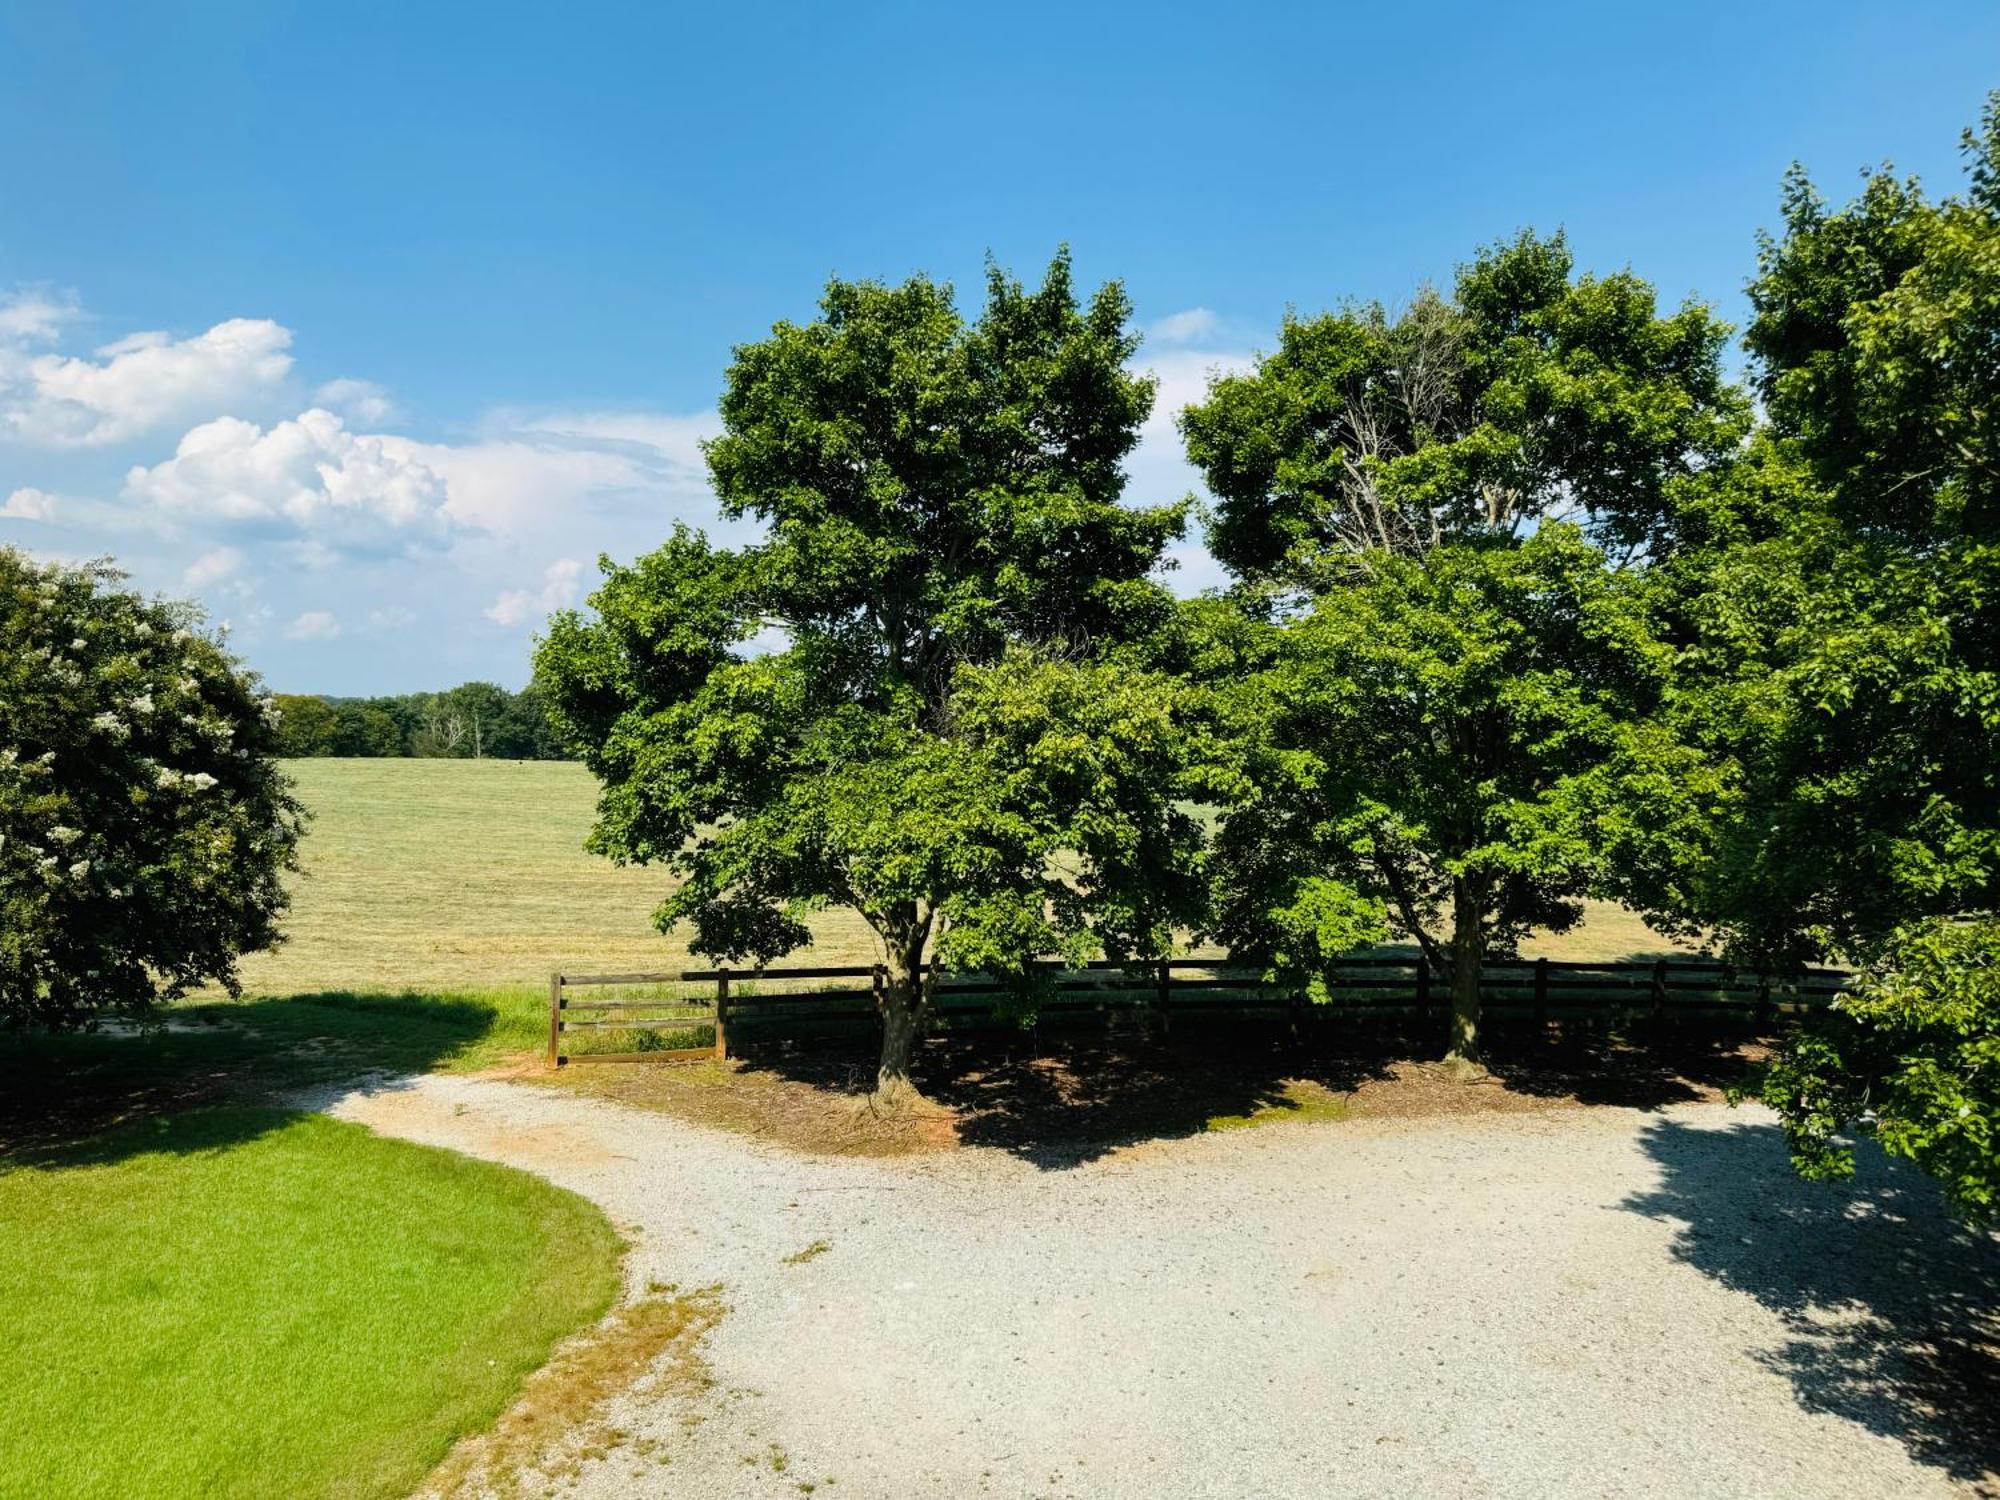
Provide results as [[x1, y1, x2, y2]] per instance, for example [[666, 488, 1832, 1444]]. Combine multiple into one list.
[[0, 1105, 621, 1500], [230, 758, 1688, 997], [228, 758, 884, 994]]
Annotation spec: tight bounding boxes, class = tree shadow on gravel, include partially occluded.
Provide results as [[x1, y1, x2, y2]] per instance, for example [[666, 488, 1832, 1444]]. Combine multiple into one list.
[[731, 1019, 1770, 1169], [733, 1025, 1387, 1168], [1624, 1117, 2000, 1494]]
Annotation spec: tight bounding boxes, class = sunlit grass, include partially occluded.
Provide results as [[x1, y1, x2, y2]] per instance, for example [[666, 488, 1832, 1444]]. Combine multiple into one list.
[[0, 1108, 621, 1500], [224, 758, 885, 995]]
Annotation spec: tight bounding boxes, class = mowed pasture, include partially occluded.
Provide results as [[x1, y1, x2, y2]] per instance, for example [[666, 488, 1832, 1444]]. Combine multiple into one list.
[[229, 758, 885, 994], [232, 757, 1690, 998]]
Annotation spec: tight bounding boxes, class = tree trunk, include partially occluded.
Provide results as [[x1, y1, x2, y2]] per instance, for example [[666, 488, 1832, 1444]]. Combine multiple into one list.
[[1444, 878, 1485, 1072], [873, 932, 929, 1111]]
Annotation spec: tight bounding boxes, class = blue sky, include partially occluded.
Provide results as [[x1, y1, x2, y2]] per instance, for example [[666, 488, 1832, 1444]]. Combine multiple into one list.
[[2, 1, 1995, 693]]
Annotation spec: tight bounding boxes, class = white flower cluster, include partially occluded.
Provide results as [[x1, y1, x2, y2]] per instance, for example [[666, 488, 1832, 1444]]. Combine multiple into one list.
[[153, 767, 219, 792]]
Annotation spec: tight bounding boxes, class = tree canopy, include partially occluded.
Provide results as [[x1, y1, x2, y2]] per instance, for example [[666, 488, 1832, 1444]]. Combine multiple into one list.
[[1181, 230, 1745, 589], [0, 550, 304, 1026], [1182, 234, 1738, 1066], [1201, 526, 1694, 1065], [1666, 96, 2000, 1218], [538, 252, 1206, 1103]]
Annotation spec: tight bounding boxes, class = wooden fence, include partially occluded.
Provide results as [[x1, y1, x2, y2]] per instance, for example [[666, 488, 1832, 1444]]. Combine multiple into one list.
[[545, 955, 1851, 1068]]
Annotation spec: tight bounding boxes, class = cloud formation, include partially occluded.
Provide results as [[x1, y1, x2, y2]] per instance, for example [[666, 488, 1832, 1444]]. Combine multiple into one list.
[[313, 377, 395, 424], [284, 609, 342, 641], [124, 408, 455, 555], [182, 545, 247, 589], [1149, 307, 1221, 345], [0, 288, 82, 345], [486, 557, 584, 627], [1, 487, 57, 521], [0, 315, 293, 448]]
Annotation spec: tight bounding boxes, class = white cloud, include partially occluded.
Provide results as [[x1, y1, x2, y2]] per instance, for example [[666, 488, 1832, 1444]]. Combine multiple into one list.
[[1125, 347, 1259, 594], [366, 605, 417, 631], [182, 545, 248, 589], [1149, 307, 1221, 346], [0, 316, 293, 448], [124, 408, 455, 556], [1, 486, 57, 521], [0, 288, 81, 345], [284, 609, 342, 641], [313, 377, 395, 425], [485, 557, 584, 627], [385, 408, 723, 541]]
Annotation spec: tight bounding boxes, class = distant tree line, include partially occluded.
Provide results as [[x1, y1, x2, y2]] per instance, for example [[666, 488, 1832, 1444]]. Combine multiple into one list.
[[271, 682, 568, 760]]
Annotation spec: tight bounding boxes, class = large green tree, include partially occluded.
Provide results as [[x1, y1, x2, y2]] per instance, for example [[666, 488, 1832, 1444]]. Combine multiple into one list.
[[1183, 233, 1743, 1067], [1204, 527, 1696, 1066], [0, 550, 304, 1025], [1664, 98, 2000, 1216], [538, 254, 1206, 1105]]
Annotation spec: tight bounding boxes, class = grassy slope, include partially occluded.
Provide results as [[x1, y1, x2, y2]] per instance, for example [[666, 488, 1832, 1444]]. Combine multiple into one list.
[[0, 1109, 621, 1500], [230, 758, 1686, 999], [229, 758, 883, 995]]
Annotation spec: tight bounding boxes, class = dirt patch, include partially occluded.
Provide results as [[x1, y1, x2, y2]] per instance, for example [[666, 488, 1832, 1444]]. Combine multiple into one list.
[[535, 1057, 958, 1159], [420, 1283, 723, 1498], [348, 1082, 624, 1170], [514, 1025, 1770, 1167], [1337, 1038, 1770, 1122]]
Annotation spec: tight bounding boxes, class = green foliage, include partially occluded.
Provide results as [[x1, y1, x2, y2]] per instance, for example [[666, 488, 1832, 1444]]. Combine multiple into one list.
[[1180, 231, 1746, 588], [0, 550, 304, 1025], [271, 692, 340, 756], [271, 681, 565, 760], [1667, 94, 2000, 1214], [1181, 236, 1737, 1061], [1205, 528, 1680, 1005], [1653, 102, 2000, 956], [1756, 917, 2000, 1224], [538, 253, 1203, 1089]]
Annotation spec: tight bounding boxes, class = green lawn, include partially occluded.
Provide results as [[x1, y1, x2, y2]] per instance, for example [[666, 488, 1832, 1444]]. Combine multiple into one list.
[[0, 998, 623, 1500], [0, 1108, 621, 1500]]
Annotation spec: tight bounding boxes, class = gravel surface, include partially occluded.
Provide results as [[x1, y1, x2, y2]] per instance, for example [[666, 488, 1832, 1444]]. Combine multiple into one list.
[[326, 1075, 1998, 1499]]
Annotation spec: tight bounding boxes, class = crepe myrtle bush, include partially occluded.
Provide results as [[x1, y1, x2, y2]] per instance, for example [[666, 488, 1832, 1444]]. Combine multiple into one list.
[[0, 549, 304, 1026]]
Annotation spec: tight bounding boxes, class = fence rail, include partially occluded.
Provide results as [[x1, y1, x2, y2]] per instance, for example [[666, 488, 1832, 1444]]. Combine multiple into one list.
[[544, 955, 1852, 1068]]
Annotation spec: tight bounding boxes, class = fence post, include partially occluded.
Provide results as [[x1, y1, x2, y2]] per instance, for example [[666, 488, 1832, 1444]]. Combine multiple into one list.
[[1651, 958, 1668, 1026], [713, 969, 730, 1061], [1755, 973, 1774, 1029], [547, 972, 563, 1070], [1415, 959, 1431, 1034], [1155, 958, 1172, 1040], [1534, 957, 1549, 1035]]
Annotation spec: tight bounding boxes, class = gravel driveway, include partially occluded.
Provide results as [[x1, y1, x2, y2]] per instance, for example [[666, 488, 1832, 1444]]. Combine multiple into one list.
[[327, 1075, 1998, 1500]]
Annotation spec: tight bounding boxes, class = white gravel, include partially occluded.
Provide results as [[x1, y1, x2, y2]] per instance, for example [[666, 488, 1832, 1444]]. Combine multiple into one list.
[[325, 1075, 1997, 1500]]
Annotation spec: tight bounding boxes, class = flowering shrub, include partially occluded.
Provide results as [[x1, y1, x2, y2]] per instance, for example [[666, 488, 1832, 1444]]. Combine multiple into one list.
[[0, 549, 304, 1025]]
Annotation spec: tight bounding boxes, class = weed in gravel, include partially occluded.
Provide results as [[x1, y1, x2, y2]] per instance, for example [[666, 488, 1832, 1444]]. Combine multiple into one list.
[[1203, 1080, 1350, 1132]]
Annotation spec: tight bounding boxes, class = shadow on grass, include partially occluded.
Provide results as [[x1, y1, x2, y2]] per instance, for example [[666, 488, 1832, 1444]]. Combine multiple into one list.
[[727, 1016, 1767, 1169], [0, 992, 504, 1165], [1624, 1118, 2000, 1492]]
